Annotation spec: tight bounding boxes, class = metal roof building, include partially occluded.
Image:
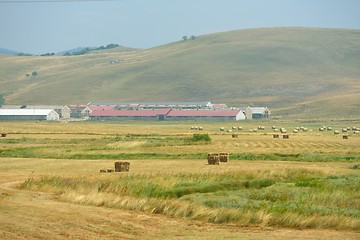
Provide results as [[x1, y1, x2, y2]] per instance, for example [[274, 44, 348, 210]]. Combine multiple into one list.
[[0, 105, 70, 119], [166, 109, 246, 121], [89, 109, 171, 121], [250, 107, 271, 119], [88, 101, 213, 109], [0, 109, 60, 121], [89, 109, 245, 121]]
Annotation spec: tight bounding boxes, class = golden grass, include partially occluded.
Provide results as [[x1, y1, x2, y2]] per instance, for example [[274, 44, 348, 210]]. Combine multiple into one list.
[[1, 121, 360, 239]]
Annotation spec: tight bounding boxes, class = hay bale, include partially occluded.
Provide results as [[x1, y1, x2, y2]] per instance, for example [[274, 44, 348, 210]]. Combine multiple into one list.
[[219, 152, 229, 162], [199, 127, 203, 130], [232, 134, 238, 138], [100, 169, 106, 173], [283, 134, 289, 139], [273, 134, 279, 138], [207, 153, 220, 165], [342, 128, 348, 133], [280, 128, 287, 133], [232, 126, 237, 129], [272, 126, 276, 129], [107, 169, 114, 173], [293, 129, 299, 133], [319, 127, 325, 131], [334, 130, 340, 135], [220, 127, 225, 131], [343, 135, 349, 139], [238, 126, 242, 130], [115, 161, 130, 172], [1, 133, 6, 137], [327, 127, 332, 131]]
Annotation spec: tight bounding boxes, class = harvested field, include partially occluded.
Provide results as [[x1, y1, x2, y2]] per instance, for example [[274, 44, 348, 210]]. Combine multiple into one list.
[[0, 121, 359, 239]]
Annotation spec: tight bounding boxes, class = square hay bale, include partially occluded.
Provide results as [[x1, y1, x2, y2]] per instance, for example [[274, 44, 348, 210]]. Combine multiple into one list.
[[273, 134, 279, 138], [219, 152, 229, 162], [343, 135, 349, 139], [232, 134, 238, 138], [1, 133, 6, 138], [207, 153, 220, 165], [100, 169, 107, 173], [115, 161, 130, 172], [283, 135, 289, 139]]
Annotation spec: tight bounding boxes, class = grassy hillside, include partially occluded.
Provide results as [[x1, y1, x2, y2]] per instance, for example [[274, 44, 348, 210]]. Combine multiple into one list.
[[0, 27, 359, 119]]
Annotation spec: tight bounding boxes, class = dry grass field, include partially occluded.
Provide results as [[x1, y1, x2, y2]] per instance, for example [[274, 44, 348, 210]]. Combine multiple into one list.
[[0, 120, 359, 239]]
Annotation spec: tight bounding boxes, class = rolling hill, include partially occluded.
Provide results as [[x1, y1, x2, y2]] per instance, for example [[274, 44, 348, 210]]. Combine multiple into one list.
[[0, 27, 359, 119], [0, 47, 19, 55]]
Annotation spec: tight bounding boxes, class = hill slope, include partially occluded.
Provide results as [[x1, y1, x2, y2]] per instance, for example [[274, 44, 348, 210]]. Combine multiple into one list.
[[0, 27, 359, 119]]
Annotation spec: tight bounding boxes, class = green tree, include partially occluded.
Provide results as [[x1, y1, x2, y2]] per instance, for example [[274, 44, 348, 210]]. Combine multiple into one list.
[[32, 71, 38, 77], [182, 36, 188, 41]]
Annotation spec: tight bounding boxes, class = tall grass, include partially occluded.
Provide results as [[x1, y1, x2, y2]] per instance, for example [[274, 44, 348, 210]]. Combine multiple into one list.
[[20, 169, 360, 230]]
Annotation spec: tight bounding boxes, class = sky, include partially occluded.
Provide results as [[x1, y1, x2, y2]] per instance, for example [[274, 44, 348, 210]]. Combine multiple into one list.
[[0, 0, 359, 54]]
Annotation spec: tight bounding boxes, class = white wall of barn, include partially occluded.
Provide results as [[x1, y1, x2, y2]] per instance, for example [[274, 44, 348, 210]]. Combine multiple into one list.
[[235, 111, 246, 121], [47, 110, 60, 121]]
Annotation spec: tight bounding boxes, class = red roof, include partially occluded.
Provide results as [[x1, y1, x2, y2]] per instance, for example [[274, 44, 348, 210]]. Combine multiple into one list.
[[166, 109, 241, 117], [90, 109, 171, 117]]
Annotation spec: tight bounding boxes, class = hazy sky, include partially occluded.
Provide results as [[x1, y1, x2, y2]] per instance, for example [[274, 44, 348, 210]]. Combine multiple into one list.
[[0, 0, 359, 54]]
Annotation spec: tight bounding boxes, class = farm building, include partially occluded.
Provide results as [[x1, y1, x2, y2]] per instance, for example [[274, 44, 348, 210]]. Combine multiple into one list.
[[212, 103, 228, 109], [87, 101, 213, 110], [250, 107, 271, 119], [89, 109, 172, 121], [166, 109, 246, 121], [81, 105, 114, 117], [0, 105, 70, 119], [238, 106, 253, 120], [85, 101, 270, 121], [68, 105, 87, 118], [0, 109, 59, 121], [88, 109, 245, 121]]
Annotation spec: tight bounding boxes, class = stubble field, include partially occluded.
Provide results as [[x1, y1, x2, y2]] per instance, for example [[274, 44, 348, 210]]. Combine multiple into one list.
[[0, 120, 359, 239]]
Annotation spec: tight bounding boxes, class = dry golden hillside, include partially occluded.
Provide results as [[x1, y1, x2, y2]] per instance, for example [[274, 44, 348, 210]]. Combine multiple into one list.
[[0, 27, 359, 119]]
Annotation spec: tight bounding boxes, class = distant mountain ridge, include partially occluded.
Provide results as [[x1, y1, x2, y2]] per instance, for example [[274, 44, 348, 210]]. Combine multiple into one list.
[[0, 27, 359, 119], [0, 47, 19, 55], [0, 43, 134, 56]]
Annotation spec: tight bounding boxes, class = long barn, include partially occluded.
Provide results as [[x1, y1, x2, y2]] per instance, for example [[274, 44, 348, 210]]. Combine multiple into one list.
[[89, 109, 245, 121], [165, 109, 246, 121], [0, 109, 59, 121]]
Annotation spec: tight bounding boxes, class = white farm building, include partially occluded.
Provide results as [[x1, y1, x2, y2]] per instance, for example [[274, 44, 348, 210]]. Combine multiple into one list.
[[0, 109, 59, 121]]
